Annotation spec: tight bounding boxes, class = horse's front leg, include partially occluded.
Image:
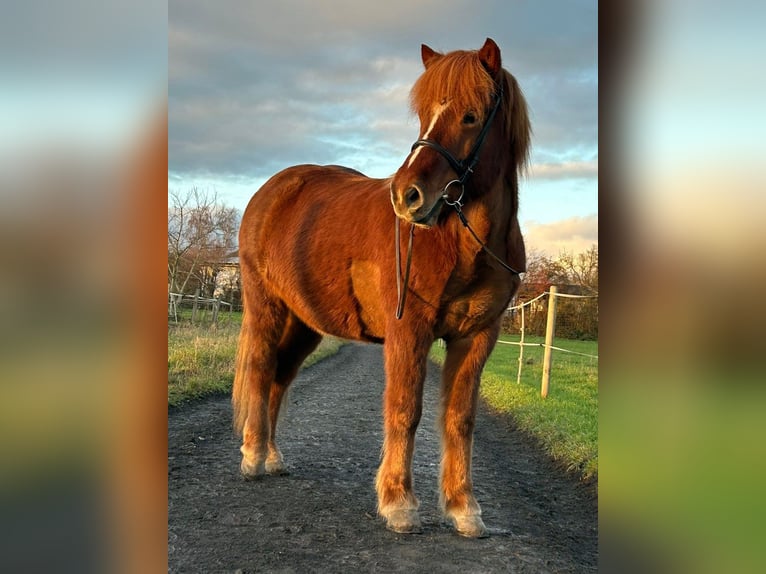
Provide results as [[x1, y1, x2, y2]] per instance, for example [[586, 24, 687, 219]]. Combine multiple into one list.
[[440, 323, 500, 537], [375, 333, 429, 534]]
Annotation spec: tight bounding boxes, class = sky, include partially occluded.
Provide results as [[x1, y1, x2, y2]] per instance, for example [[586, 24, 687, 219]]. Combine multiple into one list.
[[169, 0, 598, 257]]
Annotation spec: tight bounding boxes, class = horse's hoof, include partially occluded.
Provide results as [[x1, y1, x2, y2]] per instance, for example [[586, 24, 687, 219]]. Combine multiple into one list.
[[240, 457, 265, 480], [384, 509, 422, 534], [452, 514, 489, 538], [265, 453, 288, 475], [265, 460, 289, 475]]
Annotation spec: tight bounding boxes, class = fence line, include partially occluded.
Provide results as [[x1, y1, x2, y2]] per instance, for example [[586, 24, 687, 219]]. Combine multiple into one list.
[[550, 292, 598, 299], [168, 291, 233, 326], [169, 292, 233, 307], [546, 344, 598, 359], [504, 286, 598, 397], [507, 290, 547, 310], [497, 340, 598, 359]]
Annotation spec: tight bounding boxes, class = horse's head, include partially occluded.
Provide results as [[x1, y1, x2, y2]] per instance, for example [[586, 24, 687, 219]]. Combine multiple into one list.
[[390, 38, 530, 227]]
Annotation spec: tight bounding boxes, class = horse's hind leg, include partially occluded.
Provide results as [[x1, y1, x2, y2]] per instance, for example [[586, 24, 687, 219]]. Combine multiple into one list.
[[265, 313, 322, 474], [232, 291, 287, 479]]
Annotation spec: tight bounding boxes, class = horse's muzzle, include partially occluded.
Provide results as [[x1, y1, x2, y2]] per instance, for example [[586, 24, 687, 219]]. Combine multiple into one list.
[[391, 183, 443, 227]]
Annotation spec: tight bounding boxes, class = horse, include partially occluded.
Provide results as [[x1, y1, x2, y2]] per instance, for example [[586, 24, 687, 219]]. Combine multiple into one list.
[[232, 37, 530, 538]]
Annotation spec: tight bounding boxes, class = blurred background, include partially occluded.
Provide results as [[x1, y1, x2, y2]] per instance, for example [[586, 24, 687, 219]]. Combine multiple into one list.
[[1, 1, 765, 572], [0, 1, 167, 572], [601, 1, 766, 572]]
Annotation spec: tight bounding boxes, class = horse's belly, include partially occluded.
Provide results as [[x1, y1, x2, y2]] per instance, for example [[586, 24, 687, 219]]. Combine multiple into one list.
[[265, 256, 386, 343], [350, 260, 386, 340]]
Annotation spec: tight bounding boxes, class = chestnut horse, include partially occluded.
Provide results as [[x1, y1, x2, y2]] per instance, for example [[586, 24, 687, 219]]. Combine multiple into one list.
[[233, 38, 530, 537]]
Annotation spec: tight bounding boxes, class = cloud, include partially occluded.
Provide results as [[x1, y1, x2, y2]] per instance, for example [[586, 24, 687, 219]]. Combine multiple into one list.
[[529, 159, 598, 180], [169, 0, 598, 183], [524, 70, 598, 158], [522, 214, 598, 257]]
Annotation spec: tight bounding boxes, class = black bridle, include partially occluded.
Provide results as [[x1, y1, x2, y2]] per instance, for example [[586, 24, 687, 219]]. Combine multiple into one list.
[[395, 80, 522, 320], [410, 81, 504, 188]]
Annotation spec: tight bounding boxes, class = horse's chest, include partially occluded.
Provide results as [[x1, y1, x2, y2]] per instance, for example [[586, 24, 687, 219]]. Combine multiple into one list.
[[438, 273, 516, 337]]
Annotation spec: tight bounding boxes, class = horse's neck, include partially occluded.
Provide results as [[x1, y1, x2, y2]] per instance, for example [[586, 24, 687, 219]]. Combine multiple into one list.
[[462, 178, 515, 241]]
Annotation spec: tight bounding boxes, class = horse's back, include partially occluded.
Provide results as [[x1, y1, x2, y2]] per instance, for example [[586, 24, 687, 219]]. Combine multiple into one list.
[[240, 164, 370, 251], [243, 164, 364, 216]]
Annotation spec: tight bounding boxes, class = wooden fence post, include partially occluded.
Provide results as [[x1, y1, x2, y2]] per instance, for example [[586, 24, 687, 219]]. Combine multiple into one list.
[[516, 303, 525, 385], [172, 294, 180, 323], [192, 288, 200, 324], [211, 298, 220, 327], [541, 285, 558, 398]]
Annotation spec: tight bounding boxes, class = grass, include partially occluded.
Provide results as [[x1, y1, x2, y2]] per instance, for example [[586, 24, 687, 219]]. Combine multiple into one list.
[[168, 315, 344, 407], [430, 334, 598, 481]]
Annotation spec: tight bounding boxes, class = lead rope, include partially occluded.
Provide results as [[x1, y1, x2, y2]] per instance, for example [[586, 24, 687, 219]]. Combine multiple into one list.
[[395, 217, 415, 320]]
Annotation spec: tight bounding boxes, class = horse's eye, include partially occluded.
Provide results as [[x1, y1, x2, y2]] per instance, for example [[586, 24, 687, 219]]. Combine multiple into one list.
[[462, 112, 477, 125]]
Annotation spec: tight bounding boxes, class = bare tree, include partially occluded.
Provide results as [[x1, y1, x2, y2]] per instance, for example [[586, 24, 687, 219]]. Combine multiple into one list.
[[516, 248, 554, 298], [168, 188, 240, 296], [549, 245, 598, 294], [508, 245, 598, 339]]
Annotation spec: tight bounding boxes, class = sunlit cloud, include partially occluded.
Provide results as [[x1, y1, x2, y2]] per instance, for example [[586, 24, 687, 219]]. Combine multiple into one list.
[[529, 160, 598, 181], [522, 214, 598, 256]]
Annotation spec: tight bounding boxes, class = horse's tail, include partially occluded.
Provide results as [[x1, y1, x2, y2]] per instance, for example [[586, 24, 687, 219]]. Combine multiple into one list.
[[232, 309, 253, 436]]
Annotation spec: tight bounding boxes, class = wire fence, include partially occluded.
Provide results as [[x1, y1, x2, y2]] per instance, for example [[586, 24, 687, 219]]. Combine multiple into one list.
[[503, 289, 598, 341], [168, 291, 234, 326], [169, 284, 597, 396], [502, 287, 598, 396]]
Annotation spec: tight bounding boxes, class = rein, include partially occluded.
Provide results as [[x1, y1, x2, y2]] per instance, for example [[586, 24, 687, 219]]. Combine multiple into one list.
[[395, 81, 521, 320], [443, 193, 523, 276], [395, 217, 415, 320]]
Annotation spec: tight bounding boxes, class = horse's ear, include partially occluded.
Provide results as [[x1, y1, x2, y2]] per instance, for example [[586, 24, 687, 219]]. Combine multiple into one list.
[[478, 37, 501, 78], [421, 44, 442, 69]]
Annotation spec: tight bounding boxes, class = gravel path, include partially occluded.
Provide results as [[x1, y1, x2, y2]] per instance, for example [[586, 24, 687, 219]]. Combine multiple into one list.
[[168, 343, 597, 573]]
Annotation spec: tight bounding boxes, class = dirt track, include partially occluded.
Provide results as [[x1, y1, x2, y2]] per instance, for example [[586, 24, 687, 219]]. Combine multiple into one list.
[[168, 343, 597, 573]]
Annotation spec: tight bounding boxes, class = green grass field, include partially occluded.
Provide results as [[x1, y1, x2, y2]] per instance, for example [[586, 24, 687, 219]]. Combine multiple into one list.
[[168, 316, 343, 407], [430, 334, 598, 480]]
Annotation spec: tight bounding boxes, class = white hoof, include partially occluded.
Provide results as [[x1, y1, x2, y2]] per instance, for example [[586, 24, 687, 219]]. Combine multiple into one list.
[[265, 451, 288, 475], [240, 453, 265, 479], [383, 508, 422, 534], [451, 513, 488, 538]]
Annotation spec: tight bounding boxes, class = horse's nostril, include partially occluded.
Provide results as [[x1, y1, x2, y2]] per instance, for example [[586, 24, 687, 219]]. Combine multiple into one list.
[[405, 187, 422, 208]]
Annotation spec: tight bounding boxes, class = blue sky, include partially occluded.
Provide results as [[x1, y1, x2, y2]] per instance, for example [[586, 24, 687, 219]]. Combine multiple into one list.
[[169, 0, 598, 256]]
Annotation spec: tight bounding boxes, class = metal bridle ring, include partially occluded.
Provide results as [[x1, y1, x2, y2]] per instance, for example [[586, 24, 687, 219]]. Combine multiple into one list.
[[441, 179, 464, 207]]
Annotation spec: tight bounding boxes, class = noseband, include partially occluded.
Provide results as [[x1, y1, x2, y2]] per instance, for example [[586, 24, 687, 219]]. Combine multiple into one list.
[[395, 81, 522, 320]]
